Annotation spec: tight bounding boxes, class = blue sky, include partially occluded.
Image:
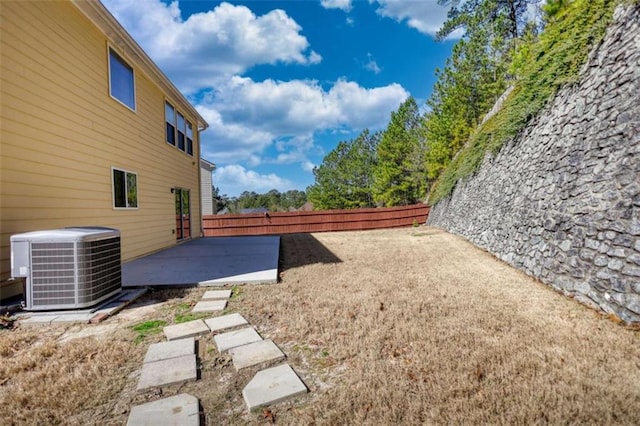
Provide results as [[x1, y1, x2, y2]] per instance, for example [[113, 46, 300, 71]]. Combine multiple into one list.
[[102, 0, 456, 197]]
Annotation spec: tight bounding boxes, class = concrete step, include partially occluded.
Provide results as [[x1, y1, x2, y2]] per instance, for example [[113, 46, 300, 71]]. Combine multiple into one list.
[[213, 327, 262, 353], [143, 337, 194, 364], [136, 354, 197, 391], [202, 289, 232, 300], [204, 313, 248, 332], [242, 364, 307, 411], [163, 319, 210, 341], [229, 339, 285, 371], [127, 393, 200, 425], [192, 300, 227, 313]]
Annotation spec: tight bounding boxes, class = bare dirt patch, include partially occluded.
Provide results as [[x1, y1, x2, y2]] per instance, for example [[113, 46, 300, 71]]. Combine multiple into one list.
[[1, 228, 639, 425]]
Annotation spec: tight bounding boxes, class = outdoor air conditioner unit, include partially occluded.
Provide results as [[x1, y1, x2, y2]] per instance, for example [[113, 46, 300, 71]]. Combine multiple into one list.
[[10, 227, 122, 311]]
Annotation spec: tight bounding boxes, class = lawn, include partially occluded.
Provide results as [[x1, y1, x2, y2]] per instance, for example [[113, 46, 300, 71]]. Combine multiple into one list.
[[1, 228, 639, 424]]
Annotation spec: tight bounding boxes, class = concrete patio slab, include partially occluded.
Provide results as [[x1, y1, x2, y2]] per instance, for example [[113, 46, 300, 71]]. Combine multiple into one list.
[[198, 270, 275, 286], [14, 288, 147, 325], [214, 327, 262, 353], [204, 313, 249, 332], [17, 313, 94, 324], [144, 337, 195, 364], [163, 320, 210, 341], [202, 290, 232, 300], [127, 393, 200, 426], [242, 364, 307, 410], [136, 354, 197, 391], [229, 340, 285, 371], [192, 300, 227, 313], [122, 236, 279, 287]]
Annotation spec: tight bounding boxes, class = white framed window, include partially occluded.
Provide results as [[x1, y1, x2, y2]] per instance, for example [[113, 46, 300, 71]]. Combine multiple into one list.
[[108, 47, 136, 111], [112, 167, 138, 209]]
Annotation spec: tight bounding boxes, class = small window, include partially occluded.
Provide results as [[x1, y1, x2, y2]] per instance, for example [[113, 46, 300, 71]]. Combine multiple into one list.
[[165, 102, 176, 145], [177, 112, 186, 151], [186, 121, 193, 156], [113, 168, 138, 209], [108, 48, 135, 110]]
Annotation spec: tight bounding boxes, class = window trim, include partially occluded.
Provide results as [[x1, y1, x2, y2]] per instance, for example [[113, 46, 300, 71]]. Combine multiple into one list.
[[111, 167, 139, 210], [108, 45, 136, 112]]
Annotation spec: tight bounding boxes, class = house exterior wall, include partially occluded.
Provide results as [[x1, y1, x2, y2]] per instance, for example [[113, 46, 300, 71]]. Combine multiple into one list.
[[200, 160, 215, 215], [0, 1, 204, 297]]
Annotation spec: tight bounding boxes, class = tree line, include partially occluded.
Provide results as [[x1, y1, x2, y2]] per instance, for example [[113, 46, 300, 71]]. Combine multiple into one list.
[[307, 0, 576, 210], [213, 187, 307, 214]]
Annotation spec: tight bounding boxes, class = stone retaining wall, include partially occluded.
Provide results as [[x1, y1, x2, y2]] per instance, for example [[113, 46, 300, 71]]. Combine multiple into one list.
[[427, 4, 640, 322]]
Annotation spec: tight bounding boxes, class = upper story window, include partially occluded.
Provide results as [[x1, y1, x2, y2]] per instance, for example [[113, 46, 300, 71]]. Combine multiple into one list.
[[177, 112, 186, 151], [108, 48, 135, 110], [112, 168, 138, 209], [165, 102, 176, 146], [165, 101, 194, 156], [186, 122, 193, 155]]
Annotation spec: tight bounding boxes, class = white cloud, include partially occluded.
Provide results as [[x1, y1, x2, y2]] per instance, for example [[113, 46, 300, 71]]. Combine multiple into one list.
[[321, 0, 353, 12], [302, 161, 316, 172], [214, 165, 294, 195], [365, 53, 382, 74], [102, 0, 320, 92], [196, 77, 409, 165], [372, 0, 454, 37]]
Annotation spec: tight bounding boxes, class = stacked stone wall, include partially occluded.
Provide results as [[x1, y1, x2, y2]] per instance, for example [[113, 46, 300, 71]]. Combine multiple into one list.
[[427, 4, 640, 322]]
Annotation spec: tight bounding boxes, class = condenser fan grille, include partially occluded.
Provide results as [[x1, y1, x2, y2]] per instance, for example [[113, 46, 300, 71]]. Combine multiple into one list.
[[31, 242, 76, 306], [76, 237, 121, 303]]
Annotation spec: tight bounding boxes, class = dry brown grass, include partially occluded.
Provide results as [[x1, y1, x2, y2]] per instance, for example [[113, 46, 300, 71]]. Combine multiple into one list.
[[232, 228, 640, 424], [1, 227, 639, 425], [0, 288, 204, 426]]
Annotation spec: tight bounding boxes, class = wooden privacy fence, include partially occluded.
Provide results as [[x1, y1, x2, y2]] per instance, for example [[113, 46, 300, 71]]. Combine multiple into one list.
[[202, 204, 430, 236]]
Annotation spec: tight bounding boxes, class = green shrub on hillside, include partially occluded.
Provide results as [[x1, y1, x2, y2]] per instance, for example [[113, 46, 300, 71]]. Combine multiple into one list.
[[428, 0, 619, 204]]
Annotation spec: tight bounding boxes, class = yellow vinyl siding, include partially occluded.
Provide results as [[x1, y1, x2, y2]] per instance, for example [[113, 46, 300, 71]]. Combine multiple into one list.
[[0, 1, 202, 287]]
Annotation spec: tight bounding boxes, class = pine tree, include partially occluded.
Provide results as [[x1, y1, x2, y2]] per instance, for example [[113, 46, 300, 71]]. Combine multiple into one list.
[[372, 97, 425, 206], [307, 129, 380, 209]]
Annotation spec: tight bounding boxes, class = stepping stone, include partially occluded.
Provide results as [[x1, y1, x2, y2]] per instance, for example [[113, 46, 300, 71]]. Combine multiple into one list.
[[214, 327, 262, 353], [163, 320, 210, 341], [242, 364, 307, 410], [144, 337, 195, 364], [204, 313, 248, 332], [136, 354, 197, 391], [127, 393, 200, 426], [192, 300, 227, 313], [202, 290, 232, 300], [229, 340, 285, 371]]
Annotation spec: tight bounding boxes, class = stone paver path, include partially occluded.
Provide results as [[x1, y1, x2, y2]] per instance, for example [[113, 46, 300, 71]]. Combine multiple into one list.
[[242, 364, 308, 410], [214, 327, 263, 353], [144, 337, 195, 363], [163, 319, 210, 341], [204, 313, 248, 332], [203, 290, 232, 300], [130, 286, 308, 421], [137, 353, 197, 391], [127, 393, 200, 426], [228, 339, 285, 371], [192, 300, 227, 313]]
